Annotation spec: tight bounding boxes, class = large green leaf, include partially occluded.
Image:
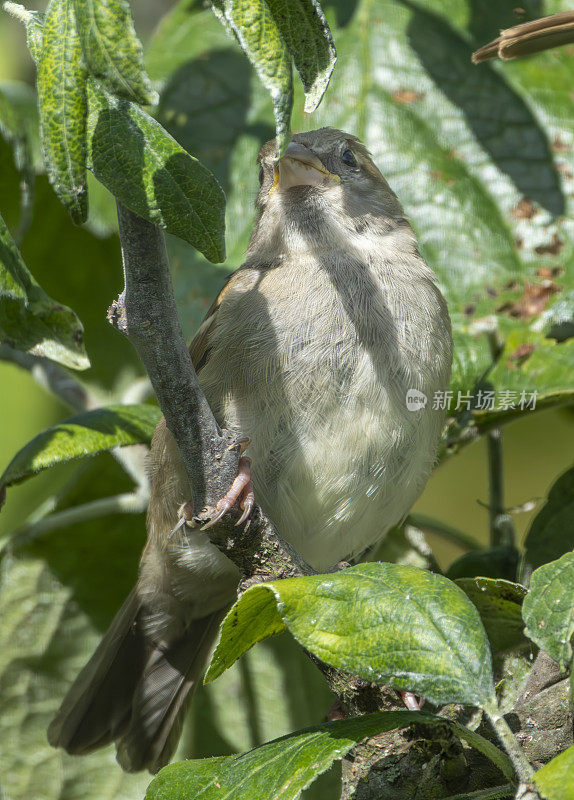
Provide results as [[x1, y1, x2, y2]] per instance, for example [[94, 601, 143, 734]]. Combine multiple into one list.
[[86, 80, 226, 262], [0, 211, 88, 369], [0, 404, 160, 497], [145, 711, 513, 800], [206, 563, 497, 710], [38, 0, 88, 223], [73, 0, 157, 105], [211, 0, 293, 153], [522, 552, 574, 672], [447, 546, 520, 582], [524, 466, 574, 570], [534, 743, 574, 800], [145, 0, 231, 82]]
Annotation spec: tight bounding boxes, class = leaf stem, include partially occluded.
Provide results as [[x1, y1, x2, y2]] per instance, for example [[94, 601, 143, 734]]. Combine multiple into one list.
[[3, 1, 33, 23], [407, 513, 483, 551], [483, 702, 534, 783], [486, 427, 517, 552], [0, 344, 91, 412], [486, 428, 504, 545], [3, 490, 148, 553]]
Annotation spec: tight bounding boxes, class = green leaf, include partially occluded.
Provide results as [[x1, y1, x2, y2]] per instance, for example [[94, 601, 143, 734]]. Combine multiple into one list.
[[456, 578, 528, 654], [264, 0, 336, 112], [534, 743, 574, 800], [446, 546, 520, 582], [483, 329, 574, 410], [0, 211, 88, 369], [0, 80, 41, 240], [38, 0, 88, 223], [524, 466, 574, 570], [211, 0, 293, 153], [522, 552, 574, 671], [73, 0, 158, 105], [0, 404, 161, 495], [206, 563, 497, 710], [145, 711, 514, 800], [87, 80, 226, 262], [0, 553, 151, 800]]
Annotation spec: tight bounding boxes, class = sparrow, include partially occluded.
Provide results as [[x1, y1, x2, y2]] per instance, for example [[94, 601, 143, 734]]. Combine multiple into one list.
[[48, 127, 453, 772]]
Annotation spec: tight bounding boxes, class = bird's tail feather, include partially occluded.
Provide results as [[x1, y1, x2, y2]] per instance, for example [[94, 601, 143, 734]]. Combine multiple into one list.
[[116, 609, 228, 773], [48, 590, 228, 773], [48, 588, 146, 754]]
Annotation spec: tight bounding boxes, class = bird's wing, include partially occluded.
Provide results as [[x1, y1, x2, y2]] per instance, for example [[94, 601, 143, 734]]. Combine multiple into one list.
[[188, 266, 260, 372], [188, 270, 239, 373]]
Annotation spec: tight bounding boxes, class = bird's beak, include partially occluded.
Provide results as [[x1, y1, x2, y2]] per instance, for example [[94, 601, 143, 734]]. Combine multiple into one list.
[[270, 142, 340, 194]]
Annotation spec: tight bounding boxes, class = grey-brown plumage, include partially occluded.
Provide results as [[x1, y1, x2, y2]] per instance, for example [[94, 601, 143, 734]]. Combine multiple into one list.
[[48, 128, 452, 772]]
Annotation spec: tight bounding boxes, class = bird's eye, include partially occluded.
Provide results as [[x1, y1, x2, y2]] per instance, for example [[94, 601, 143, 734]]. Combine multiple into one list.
[[258, 166, 265, 185], [341, 148, 357, 167]]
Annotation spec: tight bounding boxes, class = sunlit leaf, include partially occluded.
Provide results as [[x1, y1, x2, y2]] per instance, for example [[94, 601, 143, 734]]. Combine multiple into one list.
[[211, 0, 292, 153], [0, 404, 160, 496], [534, 743, 574, 800], [145, 711, 513, 800], [522, 552, 574, 671], [456, 577, 528, 653], [73, 0, 157, 105], [0, 211, 88, 369], [38, 0, 88, 223], [207, 563, 497, 710], [264, 0, 336, 112], [87, 81, 225, 262]]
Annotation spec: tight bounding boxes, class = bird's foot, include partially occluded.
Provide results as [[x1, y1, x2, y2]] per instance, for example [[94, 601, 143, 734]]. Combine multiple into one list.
[[201, 456, 254, 530], [399, 690, 425, 711]]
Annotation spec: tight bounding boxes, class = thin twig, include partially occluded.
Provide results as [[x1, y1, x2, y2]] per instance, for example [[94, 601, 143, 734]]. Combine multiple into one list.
[[3, 490, 148, 553], [0, 344, 92, 412]]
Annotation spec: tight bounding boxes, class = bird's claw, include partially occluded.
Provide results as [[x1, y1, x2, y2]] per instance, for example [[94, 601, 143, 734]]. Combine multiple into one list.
[[228, 436, 251, 454], [169, 501, 196, 537], [201, 456, 254, 530], [399, 690, 425, 711]]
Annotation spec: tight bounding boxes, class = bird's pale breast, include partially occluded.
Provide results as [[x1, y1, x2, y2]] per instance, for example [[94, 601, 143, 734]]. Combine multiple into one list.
[[198, 229, 452, 570]]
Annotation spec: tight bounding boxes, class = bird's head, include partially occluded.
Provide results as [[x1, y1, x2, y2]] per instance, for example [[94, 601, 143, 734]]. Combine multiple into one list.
[[249, 128, 406, 256]]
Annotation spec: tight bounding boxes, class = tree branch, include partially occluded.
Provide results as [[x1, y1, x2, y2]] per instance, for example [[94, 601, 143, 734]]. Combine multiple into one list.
[[111, 203, 312, 577]]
